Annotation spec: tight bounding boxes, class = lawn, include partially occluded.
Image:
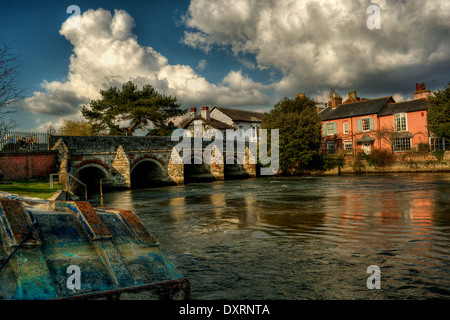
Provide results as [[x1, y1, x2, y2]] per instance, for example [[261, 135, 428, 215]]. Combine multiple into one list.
[[0, 179, 64, 199]]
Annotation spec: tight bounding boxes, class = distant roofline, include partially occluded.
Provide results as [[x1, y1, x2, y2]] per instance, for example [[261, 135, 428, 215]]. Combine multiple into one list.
[[321, 96, 394, 121], [183, 115, 237, 130], [211, 106, 264, 122]]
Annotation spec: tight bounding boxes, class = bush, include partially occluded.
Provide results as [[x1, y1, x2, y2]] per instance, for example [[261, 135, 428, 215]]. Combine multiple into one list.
[[322, 152, 345, 171], [417, 143, 430, 154], [433, 150, 445, 162], [366, 149, 395, 167], [352, 157, 365, 173]]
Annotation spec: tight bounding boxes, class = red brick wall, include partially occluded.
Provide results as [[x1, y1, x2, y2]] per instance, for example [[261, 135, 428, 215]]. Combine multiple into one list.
[[0, 151, 57, 180]]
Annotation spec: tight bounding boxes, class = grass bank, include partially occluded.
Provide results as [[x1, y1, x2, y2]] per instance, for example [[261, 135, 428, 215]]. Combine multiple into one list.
[[0, 179, 64, 199]]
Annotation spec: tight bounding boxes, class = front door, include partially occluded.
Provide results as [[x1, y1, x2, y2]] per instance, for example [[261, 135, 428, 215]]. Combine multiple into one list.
[[362, 143, 372, 154]]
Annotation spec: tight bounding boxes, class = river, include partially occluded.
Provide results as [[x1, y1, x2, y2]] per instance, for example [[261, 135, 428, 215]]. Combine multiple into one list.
[[89, 173, 450, 300]]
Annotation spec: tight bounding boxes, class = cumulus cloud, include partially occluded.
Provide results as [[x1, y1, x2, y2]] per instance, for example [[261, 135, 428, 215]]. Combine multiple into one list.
[[183, 0, 450, 97], [24, 8, 270, 117]]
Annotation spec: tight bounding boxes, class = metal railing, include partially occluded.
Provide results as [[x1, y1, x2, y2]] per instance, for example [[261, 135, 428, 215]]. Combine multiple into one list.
[[50, 172, 87, 200], [0, 131, 50, 152]]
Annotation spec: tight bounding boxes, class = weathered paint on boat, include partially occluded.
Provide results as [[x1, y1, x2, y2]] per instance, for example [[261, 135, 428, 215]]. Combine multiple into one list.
[[0, 196, 190, 300]]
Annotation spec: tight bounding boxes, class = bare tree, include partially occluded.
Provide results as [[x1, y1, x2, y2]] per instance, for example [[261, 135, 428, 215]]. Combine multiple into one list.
[[0, 41, 24, 132], [375, 124, 427, 154]]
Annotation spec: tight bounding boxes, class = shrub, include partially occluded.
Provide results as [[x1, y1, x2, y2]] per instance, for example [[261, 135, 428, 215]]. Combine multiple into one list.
[[433, 150, 445, 162], [417, 143, 430, 154], [352, 153, 366, 173], [366, 149, 395, 167], [322, 152, 345, 171]]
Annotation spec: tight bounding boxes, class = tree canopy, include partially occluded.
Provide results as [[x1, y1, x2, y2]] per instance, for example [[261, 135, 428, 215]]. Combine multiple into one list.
[[262, 95, 322, 174], [427, 82, 450, 141], [81, 81, 185, 136], [58, 119, 95, 136]]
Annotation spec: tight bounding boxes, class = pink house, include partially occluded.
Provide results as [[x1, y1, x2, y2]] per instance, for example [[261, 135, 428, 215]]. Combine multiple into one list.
[[320, 84, 435, 155]]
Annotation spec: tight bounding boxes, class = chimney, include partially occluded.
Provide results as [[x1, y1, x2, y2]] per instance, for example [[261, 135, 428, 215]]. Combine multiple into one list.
[[348, 91, 357, 101], [201, 106, 210, 120], [414, 82, 431, 100], [329, 92, 342, 108], [190, 107, 197, 118], [296, 93, 306, 99]]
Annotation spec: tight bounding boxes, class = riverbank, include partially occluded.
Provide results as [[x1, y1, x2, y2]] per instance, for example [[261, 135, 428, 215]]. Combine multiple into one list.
[[321, 151, 450, 175], [0, 179, 64, 199]]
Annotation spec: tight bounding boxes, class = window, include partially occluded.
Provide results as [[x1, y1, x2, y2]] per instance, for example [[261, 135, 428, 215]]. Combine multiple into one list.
[[362, 118, 371, 131], [327, 141, 336, 154], [344, 140, 352, 152], [430, 137, 449, 151], [326, 123, 336, 136], [393, 137, 411, 152], [343, 123, 349, 134], [357, 118, 374, 132], [394, 113, 407, 132]]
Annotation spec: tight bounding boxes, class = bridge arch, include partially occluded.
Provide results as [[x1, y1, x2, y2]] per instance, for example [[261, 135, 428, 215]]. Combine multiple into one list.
[[130, 158, 167, 188], [224, 157, 250, 179], [184, 156, 214, 183], [75, 163, 110, 193]]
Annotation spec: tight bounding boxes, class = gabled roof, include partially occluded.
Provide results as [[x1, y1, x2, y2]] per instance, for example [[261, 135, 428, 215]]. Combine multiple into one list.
[[321, 96, 395, 121], [183, 115, 237, 130], [356, 135, 376, 142], [211, 107, 264, 123], [378, 98, 429, 116], [343, 96, 370, 104]]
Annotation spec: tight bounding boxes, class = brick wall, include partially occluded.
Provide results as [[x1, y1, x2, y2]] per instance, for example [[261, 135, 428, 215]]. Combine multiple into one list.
[[0, 151, 58, 180]]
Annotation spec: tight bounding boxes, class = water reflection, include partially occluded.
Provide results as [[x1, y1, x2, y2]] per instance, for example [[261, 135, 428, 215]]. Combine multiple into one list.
[[168, 196, 186, 222], [96, 173, 450, 299]]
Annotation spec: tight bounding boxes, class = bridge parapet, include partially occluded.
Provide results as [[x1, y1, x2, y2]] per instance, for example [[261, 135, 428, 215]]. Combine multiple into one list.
[[49, 136, 257, 192]]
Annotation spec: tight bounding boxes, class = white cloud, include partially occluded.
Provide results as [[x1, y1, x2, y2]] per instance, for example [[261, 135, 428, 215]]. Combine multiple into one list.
[[393, 93, 405, 103], [24, 8, 270, 118], [197, 59, 207, 70], [183, 0, 450, 96]]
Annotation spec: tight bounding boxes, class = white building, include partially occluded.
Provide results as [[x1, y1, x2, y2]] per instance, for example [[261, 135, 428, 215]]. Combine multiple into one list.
[[209, 107, 264, 140]]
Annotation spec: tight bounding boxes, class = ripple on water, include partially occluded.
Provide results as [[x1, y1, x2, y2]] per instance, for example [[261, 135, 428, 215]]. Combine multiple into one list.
[[96, 173, 450, 299]]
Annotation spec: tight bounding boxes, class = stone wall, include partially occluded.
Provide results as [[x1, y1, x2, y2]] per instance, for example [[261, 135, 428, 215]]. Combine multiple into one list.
[[323, 151, 450, 175]]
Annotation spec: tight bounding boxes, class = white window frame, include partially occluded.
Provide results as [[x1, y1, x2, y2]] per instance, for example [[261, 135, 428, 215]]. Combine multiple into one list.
[[362, 118, 371, 132], [343, 123, 349, 134], [326, 123, 335, 136], [393, 137, 411, 152], [344, 140, 352, 152], [430, 137, 449, 151], [394, 113, 407, 132]]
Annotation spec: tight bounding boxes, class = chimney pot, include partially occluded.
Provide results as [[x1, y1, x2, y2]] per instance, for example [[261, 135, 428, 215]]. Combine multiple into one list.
[[329, 92, 342, 108], [201, 106, 210, 120], [414, 82, 431, 100]]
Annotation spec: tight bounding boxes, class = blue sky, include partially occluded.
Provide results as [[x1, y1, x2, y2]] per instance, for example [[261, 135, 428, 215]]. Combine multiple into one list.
[[1, 0, 449, 132]]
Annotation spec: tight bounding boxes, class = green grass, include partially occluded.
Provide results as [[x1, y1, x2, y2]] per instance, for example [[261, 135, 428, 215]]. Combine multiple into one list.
[[0, 179, 64, 199]]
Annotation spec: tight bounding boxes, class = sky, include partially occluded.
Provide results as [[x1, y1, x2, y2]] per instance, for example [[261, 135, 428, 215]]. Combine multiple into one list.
[[1, 0, 449, 133]]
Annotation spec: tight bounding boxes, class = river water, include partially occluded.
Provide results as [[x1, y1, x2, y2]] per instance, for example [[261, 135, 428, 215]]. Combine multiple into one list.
[[90, 173, 450, 300]]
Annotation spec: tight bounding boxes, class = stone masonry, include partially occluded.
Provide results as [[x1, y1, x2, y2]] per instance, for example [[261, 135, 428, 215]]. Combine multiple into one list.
[[49, 136, 257, 190]]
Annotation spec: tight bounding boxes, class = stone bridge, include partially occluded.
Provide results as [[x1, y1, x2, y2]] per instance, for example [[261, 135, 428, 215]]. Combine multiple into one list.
[[49, 136, 257, 193]]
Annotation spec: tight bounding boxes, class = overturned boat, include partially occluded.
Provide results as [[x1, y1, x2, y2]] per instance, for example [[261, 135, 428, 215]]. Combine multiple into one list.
[[0, 194, 190, 300]]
